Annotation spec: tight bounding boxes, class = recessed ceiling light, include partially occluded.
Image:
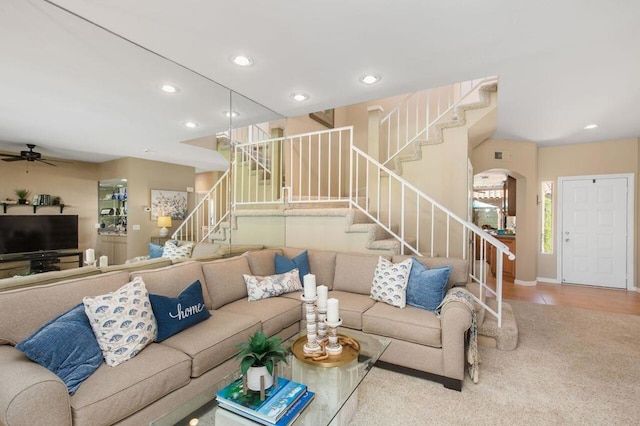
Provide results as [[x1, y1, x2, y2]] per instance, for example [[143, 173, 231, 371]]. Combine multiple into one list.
[[224, 111, 239, 118], [231, 55, 253, 67], [360, 74, 382, 85], [160, 84, 179, 93], [583, 123, 599, 130], [184, 121, 198, 128], [291, 92, 309, 102]]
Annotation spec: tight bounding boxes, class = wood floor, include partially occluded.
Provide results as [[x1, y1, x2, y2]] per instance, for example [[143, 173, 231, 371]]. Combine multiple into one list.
[[498, 280, 640, 316]]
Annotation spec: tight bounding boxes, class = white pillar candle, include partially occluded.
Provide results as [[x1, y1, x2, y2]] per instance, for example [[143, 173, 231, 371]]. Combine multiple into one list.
[[85, 249, 95, 263], [99, 255, 108, 267], [317, 285, 328, 309], [327, 298, 339, 322], [303, 274, 316, 299]]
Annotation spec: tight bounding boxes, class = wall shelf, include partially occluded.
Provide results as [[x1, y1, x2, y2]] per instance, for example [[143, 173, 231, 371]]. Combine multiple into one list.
[[2, 203, 66, 214]]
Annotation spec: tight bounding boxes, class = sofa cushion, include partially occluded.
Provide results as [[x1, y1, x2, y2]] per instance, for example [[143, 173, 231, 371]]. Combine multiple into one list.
[[406, 259, 452, 311], [282, 248, 337, 290], [190, 242, 221, 259], [363, 302, 442, 348], [0, 266, 102, 293], [70, 343, 191, 425], [0, 271, 131, 346], [327, 290, 376, 330], [162, 241, 194, 260], [219, 297, 302, 337], [159, 310, 260, 378], [370, 257, 413, 308], [392, 255, 468, 290], [333, 253, 389, 295], [16, 303, 103, 394], [243, 269, 303, 302], [131, 261, 211, 309], [202, 256, 252, 309], [83, 277, 157, 367], [149, 280, 211, 342], [244, 248, 284, 276], [275, 250, 310, 283]]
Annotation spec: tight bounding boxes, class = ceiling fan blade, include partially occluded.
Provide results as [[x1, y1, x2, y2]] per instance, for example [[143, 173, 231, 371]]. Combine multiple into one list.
[[41, 157, 73, 164], [0, 153, 22, 158], [1, 157, 24, 162], [36, 159, 58, 167]]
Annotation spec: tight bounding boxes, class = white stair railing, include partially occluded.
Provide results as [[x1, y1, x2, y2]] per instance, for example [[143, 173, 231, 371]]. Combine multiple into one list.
[[172, 169, 230, 243], [234, 126, 353, 206], [380, 76, 497, 167], [350, 146, 513, 327]]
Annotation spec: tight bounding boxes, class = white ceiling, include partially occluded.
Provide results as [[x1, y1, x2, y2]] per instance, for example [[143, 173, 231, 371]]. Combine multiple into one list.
[[1, 0, 639, 172]]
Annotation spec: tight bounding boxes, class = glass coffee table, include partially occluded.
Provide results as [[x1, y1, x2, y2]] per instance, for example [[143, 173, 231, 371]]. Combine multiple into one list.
[[151, 331, 389, 426]]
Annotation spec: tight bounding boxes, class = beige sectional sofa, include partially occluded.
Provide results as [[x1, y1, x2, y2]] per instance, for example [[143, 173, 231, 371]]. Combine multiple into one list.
[[0, 247, 472, 426]]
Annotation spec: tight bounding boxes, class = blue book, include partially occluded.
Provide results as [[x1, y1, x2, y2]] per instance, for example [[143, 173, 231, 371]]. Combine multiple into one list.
[[216, 377, 307, 423], [218, 390, 315, 426]]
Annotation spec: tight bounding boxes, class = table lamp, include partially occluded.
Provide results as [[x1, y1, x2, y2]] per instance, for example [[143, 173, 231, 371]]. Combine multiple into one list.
[[158, 216, 172, 237]]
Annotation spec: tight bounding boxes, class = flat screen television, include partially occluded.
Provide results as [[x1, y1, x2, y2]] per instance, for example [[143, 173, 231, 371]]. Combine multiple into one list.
[[0, 215, 79, 256]]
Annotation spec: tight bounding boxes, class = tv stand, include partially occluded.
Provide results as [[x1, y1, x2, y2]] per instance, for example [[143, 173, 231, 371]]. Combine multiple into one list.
[[0, 250, 83, 274]]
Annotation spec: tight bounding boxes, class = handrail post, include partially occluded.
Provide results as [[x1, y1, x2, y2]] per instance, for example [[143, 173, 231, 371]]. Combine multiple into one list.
[[367, 106, 384, 161]]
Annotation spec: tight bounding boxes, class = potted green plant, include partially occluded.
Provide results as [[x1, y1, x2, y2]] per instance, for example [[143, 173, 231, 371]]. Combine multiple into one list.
[[235, 330, 288, 391], [15, 189, 30, 205], [52, 196, 62, 206]]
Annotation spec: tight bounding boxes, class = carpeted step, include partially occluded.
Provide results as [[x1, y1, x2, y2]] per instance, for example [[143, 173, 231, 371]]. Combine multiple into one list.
[[478, 299, 518, 351]]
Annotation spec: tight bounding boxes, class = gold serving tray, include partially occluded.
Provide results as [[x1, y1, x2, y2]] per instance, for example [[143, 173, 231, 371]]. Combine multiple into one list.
[[291, 334, 359, 367]]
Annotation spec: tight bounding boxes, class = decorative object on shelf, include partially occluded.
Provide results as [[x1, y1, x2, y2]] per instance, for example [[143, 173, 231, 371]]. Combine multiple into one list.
[[325, 298, 343, 355], [157, 216, 172, 238], [15, 189, 30, 205], [150, 189, 188, 220], [235, 330, 288, 392], [316, 285, 328, 344], [52, 196, 61, 206], [301, 274, 322, 355]]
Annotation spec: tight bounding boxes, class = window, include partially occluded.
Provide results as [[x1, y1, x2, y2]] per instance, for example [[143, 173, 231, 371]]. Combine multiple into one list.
[[541, 181, 553, 253]]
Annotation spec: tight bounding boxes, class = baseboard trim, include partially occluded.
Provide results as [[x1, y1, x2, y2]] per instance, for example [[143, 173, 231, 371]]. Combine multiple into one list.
[[514, 279, 537, 287], [536, 277, 561, 284], [374, 360, 462, 391]]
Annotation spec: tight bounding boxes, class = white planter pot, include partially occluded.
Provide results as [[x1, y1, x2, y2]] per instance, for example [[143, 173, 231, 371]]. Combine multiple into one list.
[[246, 366, 273, 391]]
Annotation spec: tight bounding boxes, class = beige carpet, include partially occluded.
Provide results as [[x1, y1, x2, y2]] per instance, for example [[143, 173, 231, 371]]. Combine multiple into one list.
[[350, 301, 640, 425]]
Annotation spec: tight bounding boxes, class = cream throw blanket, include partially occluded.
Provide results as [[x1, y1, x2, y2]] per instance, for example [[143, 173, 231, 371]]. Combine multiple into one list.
[[436, 287, 479, 383]]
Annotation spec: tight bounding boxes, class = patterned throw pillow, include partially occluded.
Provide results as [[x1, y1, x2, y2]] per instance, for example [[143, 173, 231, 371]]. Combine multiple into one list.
[[162, 241, 194, 260], [83, 277, 157, 366], [274, 251, 311, 283], [243, 269, 303, 301], [406, 258, 453, 311], [149, 280, 211, 342], [16, 304, 103, 394], [370, 257, 413, 308]]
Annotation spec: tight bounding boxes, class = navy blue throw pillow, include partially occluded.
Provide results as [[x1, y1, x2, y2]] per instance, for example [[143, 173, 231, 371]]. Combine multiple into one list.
[[406, 258, 452, 311], [149, 280, 211, 342], [275, 250, 311, 283], [16, 303, 103, 394]]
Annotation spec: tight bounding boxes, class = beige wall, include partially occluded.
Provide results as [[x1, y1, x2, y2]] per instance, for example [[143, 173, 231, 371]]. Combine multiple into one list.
[[1, 157, 99, 261], [472, 138, 538, 283], [537, 139, 639, 284]]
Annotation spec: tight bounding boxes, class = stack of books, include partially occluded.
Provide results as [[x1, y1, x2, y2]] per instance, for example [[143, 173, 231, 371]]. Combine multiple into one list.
[[216, 377, 314, 426]]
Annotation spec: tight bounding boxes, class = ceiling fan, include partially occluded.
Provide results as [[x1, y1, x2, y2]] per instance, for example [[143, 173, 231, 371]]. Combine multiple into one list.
[[0, 144, 70, 166]]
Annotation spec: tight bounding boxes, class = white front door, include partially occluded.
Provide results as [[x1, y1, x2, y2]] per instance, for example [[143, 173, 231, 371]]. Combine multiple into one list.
[[561, 176, 628, 288]]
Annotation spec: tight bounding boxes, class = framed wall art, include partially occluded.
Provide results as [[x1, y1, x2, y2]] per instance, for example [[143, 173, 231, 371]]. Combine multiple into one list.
[[309, 109, 335, 128], [150, 189, 188, 220]]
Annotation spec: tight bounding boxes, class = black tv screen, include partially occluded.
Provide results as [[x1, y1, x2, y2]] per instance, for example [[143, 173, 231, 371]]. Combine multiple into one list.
[[0, 215, 79, 255]]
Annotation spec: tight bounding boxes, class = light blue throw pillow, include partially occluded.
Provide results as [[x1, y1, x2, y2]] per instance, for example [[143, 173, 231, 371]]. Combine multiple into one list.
[[406, 258, 452, 311], [149, 242, 164, 259], [16, 303, 103, 394], [149, 280, 211, 342], [275, 250, 311, 283]]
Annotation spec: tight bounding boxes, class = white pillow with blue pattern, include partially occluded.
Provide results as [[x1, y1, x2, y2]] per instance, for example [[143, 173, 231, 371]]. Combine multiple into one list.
[[83, 276, 157, 366], [243, 269, 303, 301], [370, 257, 413, 308]]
